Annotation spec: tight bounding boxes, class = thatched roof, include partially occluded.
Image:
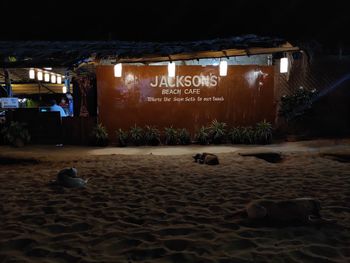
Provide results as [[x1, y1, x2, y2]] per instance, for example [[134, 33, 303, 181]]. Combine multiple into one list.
[[0, 35, 298, 68]]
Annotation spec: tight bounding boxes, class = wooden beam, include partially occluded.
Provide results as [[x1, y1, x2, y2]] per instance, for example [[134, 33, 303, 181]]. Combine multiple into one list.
[[0, 60, 77, 69], [112, 45, 299, 64], [11, 83, 69, 95]]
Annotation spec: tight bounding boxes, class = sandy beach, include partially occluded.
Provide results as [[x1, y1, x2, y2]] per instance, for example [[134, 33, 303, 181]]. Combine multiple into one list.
[[1, 140, 350, 263]]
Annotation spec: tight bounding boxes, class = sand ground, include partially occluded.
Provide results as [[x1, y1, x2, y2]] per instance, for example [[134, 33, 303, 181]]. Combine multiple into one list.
[[0, 140, 350, 263]]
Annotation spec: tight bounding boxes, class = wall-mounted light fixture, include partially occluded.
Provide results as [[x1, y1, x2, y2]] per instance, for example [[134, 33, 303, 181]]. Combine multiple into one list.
[[168, 62, 176, 77], [280, 57, 289, 73], [114, 63, 122, 77], [219, 60, 228, 76]]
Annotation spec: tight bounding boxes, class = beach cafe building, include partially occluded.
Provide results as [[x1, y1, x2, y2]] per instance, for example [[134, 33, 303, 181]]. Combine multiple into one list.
[[0, 36, 301, 144]]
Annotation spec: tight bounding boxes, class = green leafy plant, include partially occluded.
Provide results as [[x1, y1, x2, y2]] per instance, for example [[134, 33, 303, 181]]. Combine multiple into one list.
[[209, 119, 227, 144], [1, 121, 31, 147], [91, 123, 109, 146], [228, 127, 244, 144], [130, 125, 144, 146], [164, 126, 178, 145], [178, 128, 191, 145], [241, 126, 256, 144], [196, 126, 210, 145], [144, 125, 160, 146], [116, 128, 128, 147], [255, 120, 273, 144], [279, 87, 318, 121]]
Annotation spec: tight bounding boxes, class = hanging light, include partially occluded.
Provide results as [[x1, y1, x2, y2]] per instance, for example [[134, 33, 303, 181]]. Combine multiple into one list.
[[168, 62, 176, 77], [62, 85, 67, 93], [29, 69, 35, 79], [37, 71, 43, 81], [51, 74, 56, 83], [114, 63, 122, 77], [280, 57, 289, 73], [44, 72, 50, 82], [219, 60, 228, 76], [57, 75, 62, 84]]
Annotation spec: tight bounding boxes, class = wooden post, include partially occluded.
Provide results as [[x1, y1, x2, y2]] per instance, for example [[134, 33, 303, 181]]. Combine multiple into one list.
[[65, 71, 71, 93], [3, 68, 12, 97]]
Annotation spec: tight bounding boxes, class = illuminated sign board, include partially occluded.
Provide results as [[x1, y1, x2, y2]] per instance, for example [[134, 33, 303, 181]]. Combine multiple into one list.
[[0, 97, 19, 108]]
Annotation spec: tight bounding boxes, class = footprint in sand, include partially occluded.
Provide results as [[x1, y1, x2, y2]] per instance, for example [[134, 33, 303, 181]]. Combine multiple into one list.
[[26, 247, 51, 257], [46, 222, 92, 234], [163, 238, 190, 251], [0, 238, 37, 251]]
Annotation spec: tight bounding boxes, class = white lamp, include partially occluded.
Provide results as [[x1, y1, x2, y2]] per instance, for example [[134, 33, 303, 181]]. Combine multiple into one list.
[[280, 57, 289, 73], [51, 74, 56, 83], [29, 69, 35, 79], [168, 62, 176, 77], [219, 60, 228, 76], [114, 63, 122, 77], [62, 85, 67, 93], [44, 72, 50, 82], [37, 71, 43, 81], [57, 75, 62, 84]]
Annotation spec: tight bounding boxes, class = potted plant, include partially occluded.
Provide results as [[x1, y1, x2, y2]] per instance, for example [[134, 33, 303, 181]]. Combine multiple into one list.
[[91, 123, 109, 146], [145, 125, 161, 146], [209, 119, 227, 144], [1, 121, 31, 147], [116, 128, 128, 147], [195, 126, 210, 145], [130, 125, 144, 146], [178, 128, 191, 145], [164, 126, 178, 145], [255, 120, 273, 144]]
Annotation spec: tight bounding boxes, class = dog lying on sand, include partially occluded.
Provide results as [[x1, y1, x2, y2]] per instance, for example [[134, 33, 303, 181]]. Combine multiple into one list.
[[245, 198, 336, 224], [193, 153, 219, 165], [52, 168, 90, 188]]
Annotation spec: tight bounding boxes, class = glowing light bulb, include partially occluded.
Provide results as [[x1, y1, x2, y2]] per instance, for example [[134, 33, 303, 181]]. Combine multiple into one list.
[[29, 69, 35, 79], [51, 74, 56, 83], [37, 71, 43, 81], [44, 73, 50, 82]]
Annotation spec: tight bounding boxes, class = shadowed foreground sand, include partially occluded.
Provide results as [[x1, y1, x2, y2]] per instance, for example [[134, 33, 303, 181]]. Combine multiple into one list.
[[0, 141, 350, 262]]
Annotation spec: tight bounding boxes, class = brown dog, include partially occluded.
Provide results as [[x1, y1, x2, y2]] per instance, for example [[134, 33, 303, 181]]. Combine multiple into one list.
[[245, 198, 334, 224], [193, 153, 219, 165]]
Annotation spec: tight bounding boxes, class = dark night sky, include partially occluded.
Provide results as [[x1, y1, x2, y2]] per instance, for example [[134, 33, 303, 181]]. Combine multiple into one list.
[[0, 0, 349, 47]]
